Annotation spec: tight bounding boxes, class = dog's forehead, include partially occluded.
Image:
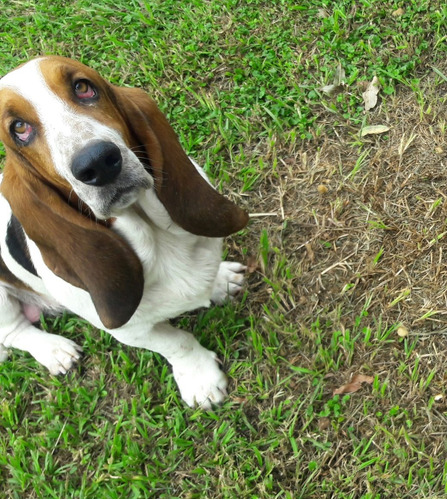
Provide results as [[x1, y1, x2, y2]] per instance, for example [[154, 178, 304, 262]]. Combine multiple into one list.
[[0, 58, 71, 124], [0, 58, 48, 101], [0, 57, 95, 111]]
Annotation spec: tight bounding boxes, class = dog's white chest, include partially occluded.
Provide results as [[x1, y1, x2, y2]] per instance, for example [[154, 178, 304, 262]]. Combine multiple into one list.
[[112, 199, 222, 326]]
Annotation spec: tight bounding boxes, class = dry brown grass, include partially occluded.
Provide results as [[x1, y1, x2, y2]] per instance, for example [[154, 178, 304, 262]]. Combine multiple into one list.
[[247, 66, 447, 336]]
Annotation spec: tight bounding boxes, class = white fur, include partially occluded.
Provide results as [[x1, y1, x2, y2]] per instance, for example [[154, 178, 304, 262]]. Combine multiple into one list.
[[0, 59, 245, 409]]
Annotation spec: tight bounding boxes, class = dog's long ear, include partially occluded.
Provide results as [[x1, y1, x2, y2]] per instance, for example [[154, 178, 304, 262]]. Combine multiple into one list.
[[1, 159, 144, 330], [113, 86, 249, 237]]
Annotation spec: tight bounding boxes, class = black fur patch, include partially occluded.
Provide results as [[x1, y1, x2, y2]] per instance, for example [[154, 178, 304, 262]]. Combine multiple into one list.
[[6, 215, 38, 276]]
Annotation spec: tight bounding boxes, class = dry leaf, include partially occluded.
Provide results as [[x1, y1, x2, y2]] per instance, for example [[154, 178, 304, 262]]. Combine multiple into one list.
[[397, 326, 408, 338], [351, 374, 374, 385], [333, 373, 374, 395], [305, 243, 315, 263], [246, 255, 259, 273], [318, 417, 331, 430], [320, 63, 346, 96], [392, 7, 404, 17], [362, 75, 381, 111], [333, 64, 346, 86], [333, 382, 359, 395], [320, 84, 339, 95], [231, 396, 247, 404], [360, 125, 390, 137]]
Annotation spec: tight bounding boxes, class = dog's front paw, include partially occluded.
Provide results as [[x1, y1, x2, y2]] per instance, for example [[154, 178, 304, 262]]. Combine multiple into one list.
[[30, 334, 83, 375], [172, 348, 228, 409], [211, 261, 246, 305]]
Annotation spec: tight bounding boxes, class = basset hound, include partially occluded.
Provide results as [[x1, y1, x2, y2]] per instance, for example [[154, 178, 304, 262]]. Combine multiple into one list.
[[0, 56, 249, 408]]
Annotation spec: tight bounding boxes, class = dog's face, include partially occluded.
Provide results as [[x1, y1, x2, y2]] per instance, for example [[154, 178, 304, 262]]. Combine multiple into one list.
[[0, 57, 152, 219], [0, 55, 248, 239]]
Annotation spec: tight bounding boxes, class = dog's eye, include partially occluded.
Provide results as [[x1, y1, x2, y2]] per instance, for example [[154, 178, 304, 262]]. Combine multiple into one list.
[[11, 120, 33, 144], [74, 79, 96, 99]]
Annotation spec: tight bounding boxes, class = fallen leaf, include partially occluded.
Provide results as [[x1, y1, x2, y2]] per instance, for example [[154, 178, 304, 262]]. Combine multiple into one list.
[[397, 326, 408, 338], [351, 373, 374, 385], [246, 255, 259, 273], [320, 63, 346, 96], [318, 417, 331, 430], [305, 243, 315, 263], [392, 7, 404, 17], [362, 75, 381, 111], [320, 84, 338, 95], [360, 124, 390, 137], [333, 373, 374, 395], [231, 396, 247, 404], [333, 64, 345, 86], [333, 383, 359, 395]]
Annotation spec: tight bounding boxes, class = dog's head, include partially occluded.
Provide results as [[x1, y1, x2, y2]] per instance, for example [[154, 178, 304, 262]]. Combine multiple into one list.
[[0, 56, 248, 235], [0, 56, 248, 328]]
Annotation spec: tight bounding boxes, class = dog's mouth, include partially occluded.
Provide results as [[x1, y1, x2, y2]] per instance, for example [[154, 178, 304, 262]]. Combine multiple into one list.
[[105, 176, 153, 216], [110, 185, 139, 207]]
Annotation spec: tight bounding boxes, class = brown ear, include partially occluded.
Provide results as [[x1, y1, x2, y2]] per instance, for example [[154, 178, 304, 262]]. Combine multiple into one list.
[[1, 159, 144, 330], [113, 86, 249, 237]]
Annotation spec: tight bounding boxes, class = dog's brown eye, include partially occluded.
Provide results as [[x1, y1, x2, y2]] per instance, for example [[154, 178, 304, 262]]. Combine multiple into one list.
[[14, 121, 27, 134], [74, 79, 96, 99], [11, 120, 33, 143]]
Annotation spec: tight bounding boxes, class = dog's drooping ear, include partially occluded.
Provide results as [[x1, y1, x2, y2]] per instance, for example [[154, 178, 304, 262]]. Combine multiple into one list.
[[113, 86, 249, 238], [0, 158, 144, 330]]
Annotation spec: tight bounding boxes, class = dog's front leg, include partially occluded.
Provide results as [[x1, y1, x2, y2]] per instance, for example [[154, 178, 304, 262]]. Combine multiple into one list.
[[110, 322, 228, 409], [0, 287, 82, 374]]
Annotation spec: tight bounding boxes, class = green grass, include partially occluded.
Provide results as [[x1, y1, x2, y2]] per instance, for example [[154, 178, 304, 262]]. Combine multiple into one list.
[[2, 0, 447, 498]]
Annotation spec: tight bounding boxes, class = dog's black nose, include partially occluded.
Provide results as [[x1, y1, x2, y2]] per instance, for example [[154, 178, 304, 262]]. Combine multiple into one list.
[[71, 141, 122, 186]]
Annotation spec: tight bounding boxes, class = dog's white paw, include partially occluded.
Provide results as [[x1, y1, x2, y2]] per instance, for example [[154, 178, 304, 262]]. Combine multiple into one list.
[[211, 261, 246, 305], [172, 347, 228, 409], [30, 334, 83, 375]]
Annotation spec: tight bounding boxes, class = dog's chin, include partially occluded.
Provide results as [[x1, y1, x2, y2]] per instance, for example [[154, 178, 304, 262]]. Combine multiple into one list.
[[93, 187, 144, 220]]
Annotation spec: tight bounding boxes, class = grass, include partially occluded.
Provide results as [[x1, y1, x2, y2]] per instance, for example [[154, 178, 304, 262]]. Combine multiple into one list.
[[2, 0, 447, 497]]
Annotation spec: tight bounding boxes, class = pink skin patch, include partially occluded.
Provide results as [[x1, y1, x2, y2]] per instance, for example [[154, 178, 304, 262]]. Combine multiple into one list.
[[22, 304, 42, 323]]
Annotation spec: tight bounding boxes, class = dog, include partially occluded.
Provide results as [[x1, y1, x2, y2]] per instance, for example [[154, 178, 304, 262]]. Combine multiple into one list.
[[0, 56, 248, 408]]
